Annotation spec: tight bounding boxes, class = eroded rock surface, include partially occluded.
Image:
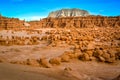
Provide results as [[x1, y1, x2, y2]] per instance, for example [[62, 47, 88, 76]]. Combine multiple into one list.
[[48, 8, 89, 18]]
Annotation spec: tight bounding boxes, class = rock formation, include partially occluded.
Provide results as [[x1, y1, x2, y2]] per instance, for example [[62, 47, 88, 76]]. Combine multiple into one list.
[[0, 15, 26, 30], [0, 14, 120, 29], [48, 8, 89, 18], [29, 16, 120, 28]]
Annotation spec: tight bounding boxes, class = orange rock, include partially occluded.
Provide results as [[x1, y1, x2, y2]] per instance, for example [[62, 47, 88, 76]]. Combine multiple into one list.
[[0, 59, 2, 63], [26, 59, 40, 66], [102, 53, 110, 59], [98, 56, 105, 62], [40, 58, 52, 68], [61, 54, 70, 62], [49, 57, 61, 65], [64, 67, 72, 71], [81, 53, 90, 61], [86, 51, 93, 57], [93, 50, 103, 57]]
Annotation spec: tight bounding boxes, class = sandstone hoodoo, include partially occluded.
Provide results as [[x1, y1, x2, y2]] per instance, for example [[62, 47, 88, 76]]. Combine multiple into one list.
[[48, 8, 89, 18]]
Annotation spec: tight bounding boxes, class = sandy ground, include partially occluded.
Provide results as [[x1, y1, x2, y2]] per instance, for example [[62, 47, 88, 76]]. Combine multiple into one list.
[[0, 60, 120, 80], [0, 44, 71, 62], [0, 44, 120, 80]]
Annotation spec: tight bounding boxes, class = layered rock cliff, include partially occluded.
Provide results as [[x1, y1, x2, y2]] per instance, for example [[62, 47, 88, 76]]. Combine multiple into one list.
[[29, 16, 120, 28], [0, 15, 120, 30], [0, 15, 28, 30], [48, 8, 89, 18]]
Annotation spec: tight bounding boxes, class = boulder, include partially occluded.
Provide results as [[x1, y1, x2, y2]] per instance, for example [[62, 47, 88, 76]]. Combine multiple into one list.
[[102, 53, 110, 59], [98, 56, 106, 62], [61, 54, 70, 62], [49, 57, 61, 65], [93, 50, 103, 57], [40, 58, 52, 68], [64, 67, 72, 71], [26, 59, 40, 66], [81, 53, 90, 61]]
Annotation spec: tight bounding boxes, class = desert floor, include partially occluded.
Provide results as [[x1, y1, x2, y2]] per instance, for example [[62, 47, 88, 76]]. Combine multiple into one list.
[[0, 60, 120, 80], [0, 28, 120, 80], [0, 45, 120, 80]]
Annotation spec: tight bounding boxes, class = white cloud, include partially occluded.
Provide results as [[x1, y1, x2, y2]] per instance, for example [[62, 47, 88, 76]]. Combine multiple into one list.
[[19, 16, 46, 21], [89, 11, 99, 15], [89, 10, 105, 16]]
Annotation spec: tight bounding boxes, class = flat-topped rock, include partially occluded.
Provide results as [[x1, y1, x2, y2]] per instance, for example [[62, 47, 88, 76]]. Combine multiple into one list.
[[48, 8, 90, 18]]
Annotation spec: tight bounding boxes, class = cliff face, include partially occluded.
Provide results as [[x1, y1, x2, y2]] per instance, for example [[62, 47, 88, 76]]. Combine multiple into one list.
[[0, 15, 120, 30], [0, 15, 26, 30], [48, 9, 89, 18], [29, 16, 120, 28]]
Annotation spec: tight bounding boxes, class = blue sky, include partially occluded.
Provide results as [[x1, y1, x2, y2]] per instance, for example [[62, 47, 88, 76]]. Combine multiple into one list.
[[0, 0, 120, 20]]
